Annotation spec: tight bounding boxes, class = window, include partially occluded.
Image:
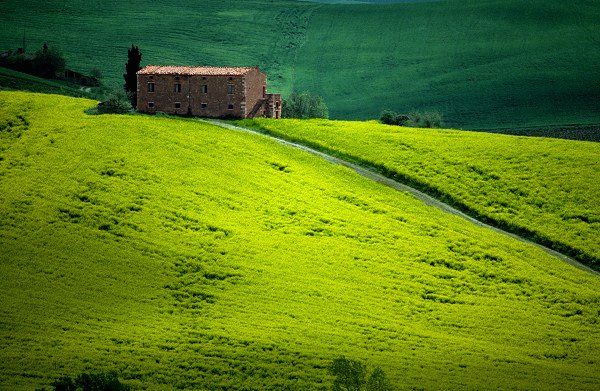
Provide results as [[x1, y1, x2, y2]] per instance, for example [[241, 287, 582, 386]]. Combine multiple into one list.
[[175, 102, 181, 109], [148, 102, 155, 108], [174, 83, 182, 93], [201, 103, 207, 109], [147, 82, 155, 93], [227, 84, 234, 94], [228, 103, 234, 110], [201, 85, 208, 93], [262, 85, 266, 98]]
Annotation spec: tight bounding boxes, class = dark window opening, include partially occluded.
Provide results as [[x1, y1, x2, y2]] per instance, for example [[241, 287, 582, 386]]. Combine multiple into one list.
[[201, 85, 208, 93], [175, 102, 181, 109], [174, 83, 182, 93], [262, 85, 266, 98], [228, 104, 234, 110], [227, 84, 234, 94], [201, 103, 207, 109], [148, 102, 155, 108], [228, 77, 233, 81], [147, 82, 155, 93], [174, 76, 180, 81]]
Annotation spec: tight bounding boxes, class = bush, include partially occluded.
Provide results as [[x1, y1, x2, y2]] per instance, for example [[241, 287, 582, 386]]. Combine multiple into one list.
[[328, 357, 394, 391], [52, 371, 130, 391], [380, 110, 443, 128], [96, 91, 133, 114], [366, 367, 393, 391], [282, 92, 329, 119], [329, 356, 366, 391], [380, 110, 410, 126], [380, 110, 396, 125], [406, 111, 443, 128]]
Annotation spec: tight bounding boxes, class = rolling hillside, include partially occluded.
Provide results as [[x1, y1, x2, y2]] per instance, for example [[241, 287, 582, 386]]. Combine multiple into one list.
[[0, 91, 599, 389], [0, 67, 99, 98], [238, 118, 600, 269], [1, 0, 598, 131]]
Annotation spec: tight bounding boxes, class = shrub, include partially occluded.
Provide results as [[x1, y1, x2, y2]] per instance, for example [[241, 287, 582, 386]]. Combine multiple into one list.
[[380, 110, 396, 125], [380, 110, 443, 128], [282, 92, 329, 119], [366, 367, 393, 391], [52, 371, 130, 391], [329, 356, 366, 391], [97, 91, 133, 114], [406, 111, 443, 128], [380, 110, 410, 126]]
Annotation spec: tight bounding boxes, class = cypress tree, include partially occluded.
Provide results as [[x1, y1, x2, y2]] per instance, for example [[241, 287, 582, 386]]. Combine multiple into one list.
[[123, 45, 142, 106]]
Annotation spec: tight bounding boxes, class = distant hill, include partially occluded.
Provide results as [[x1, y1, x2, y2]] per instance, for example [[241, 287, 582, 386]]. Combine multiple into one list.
[[0, 0, 598, 131]]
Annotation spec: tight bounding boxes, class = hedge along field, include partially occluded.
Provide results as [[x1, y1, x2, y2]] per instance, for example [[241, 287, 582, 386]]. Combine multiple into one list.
[[1, 92, 600, 390], [236, 118, 600, 270], [1, 0, 599, 131]]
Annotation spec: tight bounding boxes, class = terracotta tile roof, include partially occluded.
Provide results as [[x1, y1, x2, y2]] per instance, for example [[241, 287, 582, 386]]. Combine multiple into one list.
[[137, 65, 257, 76]]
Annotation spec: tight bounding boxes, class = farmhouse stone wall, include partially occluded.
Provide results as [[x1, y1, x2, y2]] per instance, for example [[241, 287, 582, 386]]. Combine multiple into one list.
[[243, 68, 267, 117], [136, 66, 278, 119]]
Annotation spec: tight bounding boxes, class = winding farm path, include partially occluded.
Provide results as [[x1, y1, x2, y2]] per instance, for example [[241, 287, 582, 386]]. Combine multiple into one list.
[[204, 119, 599, 276]]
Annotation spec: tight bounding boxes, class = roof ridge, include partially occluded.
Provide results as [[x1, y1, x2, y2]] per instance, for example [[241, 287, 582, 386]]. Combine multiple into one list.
[[137, 65, 259, 76]]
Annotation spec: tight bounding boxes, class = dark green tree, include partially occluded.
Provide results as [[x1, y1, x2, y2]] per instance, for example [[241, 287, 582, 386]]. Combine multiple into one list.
[[52, 371, 130, 391], [52, 376, 76, 391], [123, 45, 142, 106], [97, 90, 133, 114], [366, 367, 393, 391], [33, 43, 66, 78], [329, 356, 366, 391], [282, 91, 328, 119]]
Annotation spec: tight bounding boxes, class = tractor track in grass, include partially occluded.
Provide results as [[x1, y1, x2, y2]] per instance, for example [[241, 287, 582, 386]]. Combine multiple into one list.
[[203, 119, 599, 277]]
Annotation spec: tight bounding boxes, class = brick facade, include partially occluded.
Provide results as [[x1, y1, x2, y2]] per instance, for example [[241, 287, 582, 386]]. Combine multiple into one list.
[[136, 65, 281, 119]]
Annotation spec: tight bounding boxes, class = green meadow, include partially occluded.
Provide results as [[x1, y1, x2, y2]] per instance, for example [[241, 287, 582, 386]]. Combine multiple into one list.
[[0, 67, 96, 98], [1, 0, 598, 130], [0, 91, 599, 389], [237, 118, 600, 270]]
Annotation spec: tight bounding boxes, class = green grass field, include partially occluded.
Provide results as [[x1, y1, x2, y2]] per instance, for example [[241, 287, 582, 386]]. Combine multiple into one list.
[[0, 67, 97, 98], [0, 91, 599, 389], [237, 118, 600, 270], [1, 0, 598, 131]]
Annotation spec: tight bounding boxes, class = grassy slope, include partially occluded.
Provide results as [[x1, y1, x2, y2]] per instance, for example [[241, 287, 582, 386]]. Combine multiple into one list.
[[0, 92, 599, 389], [0, 67, 94, 98], [1, 0, 598, 130], [295, 0, 600, 128], [237, 118, 600, 269]]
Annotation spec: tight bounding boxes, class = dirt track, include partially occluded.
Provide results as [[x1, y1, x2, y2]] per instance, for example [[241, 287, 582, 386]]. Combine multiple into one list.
[[204, 119, 599, 277]]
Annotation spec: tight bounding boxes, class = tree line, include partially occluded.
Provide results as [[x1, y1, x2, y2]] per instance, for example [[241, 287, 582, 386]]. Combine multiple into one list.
[[0, 43, 102, 87]]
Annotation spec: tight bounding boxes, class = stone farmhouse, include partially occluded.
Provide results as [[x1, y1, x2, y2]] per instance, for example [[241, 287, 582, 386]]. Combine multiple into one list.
[[136, 65, 281, 119]]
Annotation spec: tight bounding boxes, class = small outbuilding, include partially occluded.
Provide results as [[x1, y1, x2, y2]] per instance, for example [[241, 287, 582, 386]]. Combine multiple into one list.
[[136, 65, 281, 119]]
